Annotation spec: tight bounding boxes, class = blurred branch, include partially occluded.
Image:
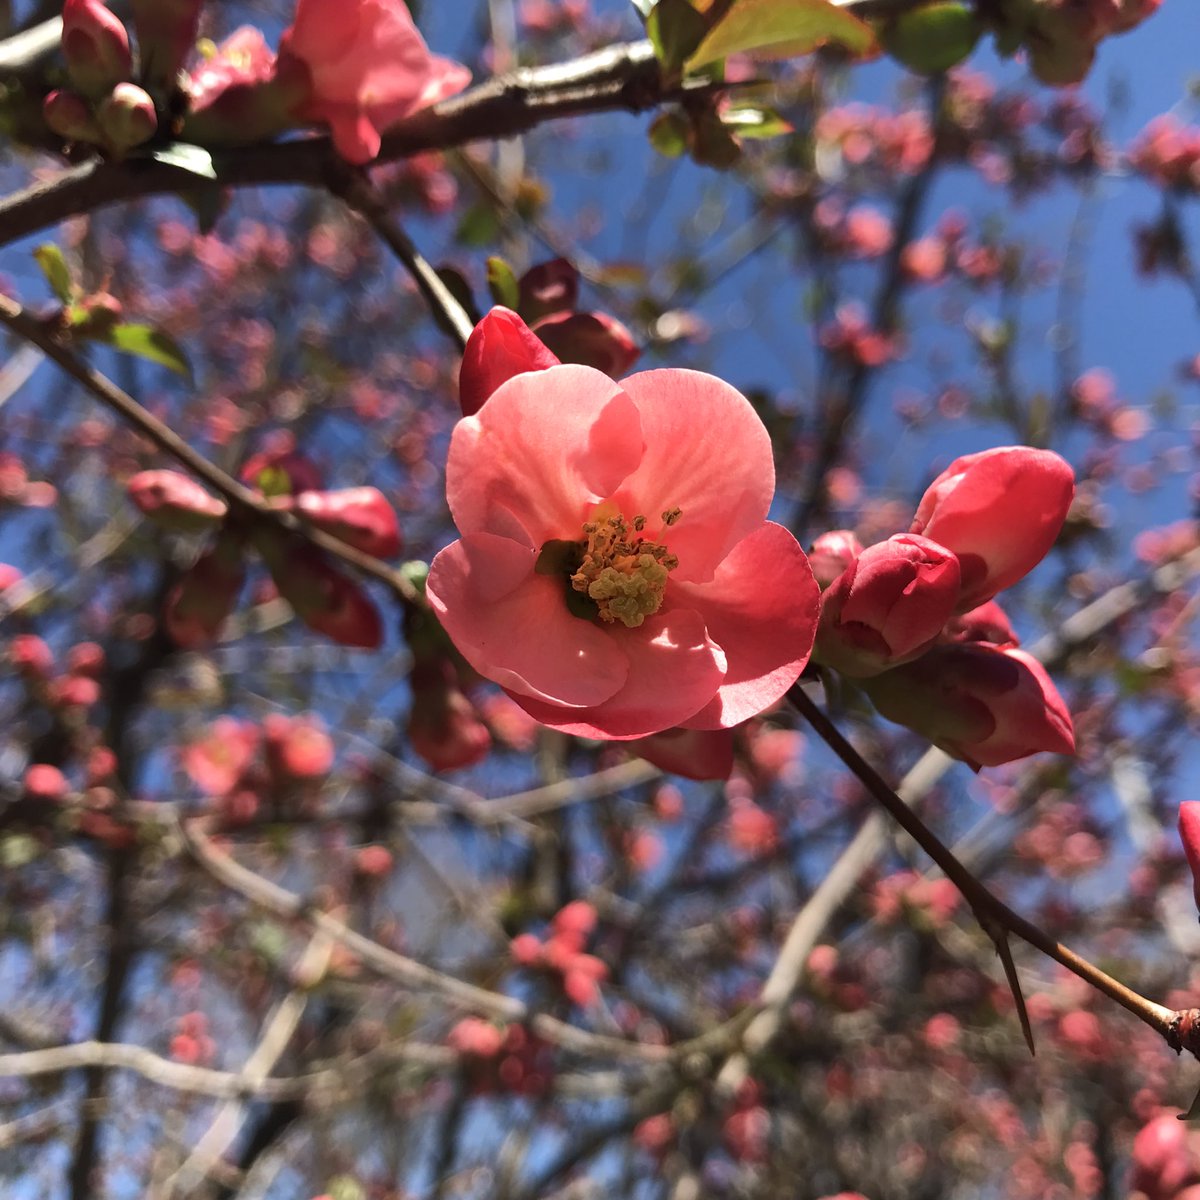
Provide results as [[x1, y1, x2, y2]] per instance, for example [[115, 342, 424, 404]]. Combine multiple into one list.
[[0, 293, 421, 605]]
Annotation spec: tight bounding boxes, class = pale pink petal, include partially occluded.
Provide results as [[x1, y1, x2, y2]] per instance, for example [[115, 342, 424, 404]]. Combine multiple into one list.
[[614, 370, 776, 582], [674, 522, 819, 729], [511, 608, 726, 739], [427, 533, 627, 708], [448, 365, 643, 547]]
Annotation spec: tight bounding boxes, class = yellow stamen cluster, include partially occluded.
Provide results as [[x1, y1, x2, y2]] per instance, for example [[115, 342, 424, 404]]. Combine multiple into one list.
[[570, 511, 680, 628]]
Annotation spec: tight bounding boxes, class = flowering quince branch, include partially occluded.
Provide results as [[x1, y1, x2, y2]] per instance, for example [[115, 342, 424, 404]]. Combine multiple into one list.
[[785, 684, 1200, 1061], [0, 291, 420, 606], [329, 168, 475, 349]]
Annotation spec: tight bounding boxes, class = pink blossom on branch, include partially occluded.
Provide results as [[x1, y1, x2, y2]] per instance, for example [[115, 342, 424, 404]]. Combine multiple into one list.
[[61, 0, 132, 98], [426, 364, 820, 740], [459, 307, 560, 417], [909, 445, 1075, 611], [277, 0, 471, 164], [1179, 803, 1200, 914]]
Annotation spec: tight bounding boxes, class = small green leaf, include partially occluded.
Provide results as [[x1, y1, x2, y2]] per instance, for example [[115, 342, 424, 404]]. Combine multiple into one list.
[[486, 255, 520, 309], [882, 2, 981, 75], [719, 104, 794, 139], [648, 0, 710, 71], [686, 0, 876, 69], [150, 142, 217, 180], [456, 201, 501, 247], [648, 110, 689, 157], [33, 244, 74, 303], [102, 323, 193, 379]]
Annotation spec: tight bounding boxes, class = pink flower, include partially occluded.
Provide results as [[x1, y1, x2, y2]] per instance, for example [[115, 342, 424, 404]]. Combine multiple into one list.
[[815, 533, 961, 677], [941, 599, 1020, 648], [426, 365, 820, 740], [187, 27, 277, 112], [459, 307, 560, 418], [909, 446, 1075, 611], [1179, 803, 1200, 913], [809, 529, 863, 589], [184, 718, 260, 796], [278, 0, 471, 164], [864, 643, 1075, 769]]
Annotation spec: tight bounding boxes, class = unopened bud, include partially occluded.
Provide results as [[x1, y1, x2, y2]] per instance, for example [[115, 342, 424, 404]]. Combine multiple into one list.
[[95, 83, 158, 155], [43, 89, 102, 144], [61, 0, 133, 97], [291, 487, 403, 558], [127, 469, 228, 532]]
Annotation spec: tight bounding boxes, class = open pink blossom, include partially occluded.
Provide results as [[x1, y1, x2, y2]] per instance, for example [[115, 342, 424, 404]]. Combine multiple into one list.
[[910, 446, 1075, 611], [278, 0, 471, 164], [426, 364, 820, 740]]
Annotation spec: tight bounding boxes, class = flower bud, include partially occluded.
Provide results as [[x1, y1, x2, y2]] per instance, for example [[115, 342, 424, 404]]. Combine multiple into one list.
[[95, 82, 158, 155], [43, 88, 103, 144], [258, 537, 383, 649], [941, 599, 1019, 648], [864, 643, 1075, 769], [291, 487, 403, 558], [910, 446, 1075, 611], [127, 469, 228, 532], [809, 529, 864, 589], [459, 307, 560, 417], [61, 0, 133, 97], [1179, 803, 1200, 914], [815, 534, 961, 677], [407, 659, 491, 771], [131, 0, 205, 91], [518, 257, 578, 323], [263, 712, 335, 781], [164, 537, 245, 647], [532, 311, 640, 379], [25, 763, 70, 801]]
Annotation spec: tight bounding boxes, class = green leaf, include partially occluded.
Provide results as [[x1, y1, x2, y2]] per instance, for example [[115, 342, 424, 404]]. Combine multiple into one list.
[[149, 142, 217, 180], [882, 2, 981, 74], [102, 323, 193, 379], [648, 0, 710, 71], [33, 244, 74, 303], [486, 255, 520, 309], [455, 201, 501, 248], [719, 104, 794, 139], [686, 0, 876, 69]]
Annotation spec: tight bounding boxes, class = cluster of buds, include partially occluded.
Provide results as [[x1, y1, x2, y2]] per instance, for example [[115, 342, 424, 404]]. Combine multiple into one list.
[[182, 712, 334, 823], [459, 259, 639, 415], [43, 0, 208, 157], [126, 446, 401, 650], [811, 446, 1077, 769], [509, 900, 609, 1007], [445, 1019, 553, 1095], [1129, 115, 1200, 194]]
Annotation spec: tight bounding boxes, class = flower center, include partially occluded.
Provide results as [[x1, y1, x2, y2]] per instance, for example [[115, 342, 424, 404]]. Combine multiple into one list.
[[569, 508, 680, 628]]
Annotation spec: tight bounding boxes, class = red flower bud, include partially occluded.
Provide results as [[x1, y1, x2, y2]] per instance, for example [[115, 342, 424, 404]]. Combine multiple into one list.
[[459, 307, 560, 417], [131, 0, 204, 90], [10, 634, 54, 680], [164, 537, 245, 648], [407, 660, 491, 770], [941, 599, 1020, 648], [809, 529, 864, 589], [1179, 803, 1200, 914], [25, 763, 70, 801], [291, 487, 402, 558], [518, 257, 578, 322], [910, 446, 1075, 611], [263, 712, 335, 780], [128, 470, 228, 532], [95, 82, 158, 155], [43, 88, 103, 143], [61, 0, 133, 97], [261, 540, 383, 648], [816, 534, 961, 677], [532, 311, 640, 379], [864, 643, 1075, 769], [628, 726, 735, 781]]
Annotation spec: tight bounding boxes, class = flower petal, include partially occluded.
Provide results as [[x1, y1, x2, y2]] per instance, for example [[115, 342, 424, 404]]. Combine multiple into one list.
[[614, 369, 776, 582], [674, 521, 819, 729], [427, 532, 627, 707], [447, 364, 643, 547], [511, 607, 726, 739]]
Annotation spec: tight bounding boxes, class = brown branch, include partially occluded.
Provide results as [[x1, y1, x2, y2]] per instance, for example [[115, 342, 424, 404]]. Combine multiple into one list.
[[0, 292, 421, 605], [787, 685, 1182, 1043]]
